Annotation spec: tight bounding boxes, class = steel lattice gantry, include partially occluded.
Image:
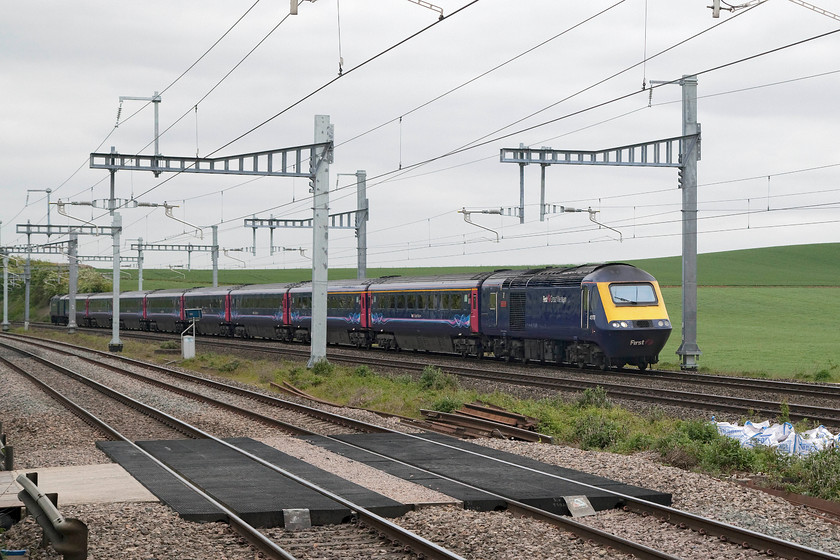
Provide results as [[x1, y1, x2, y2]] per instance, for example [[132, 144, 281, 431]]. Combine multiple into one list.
[[14, 225, 118, 333], [499, 75, 702, 370], [90, 115, 334, 366], [131, 243, 216, 275], [89, 144, 327, 178], [245, 211, 360, 230]]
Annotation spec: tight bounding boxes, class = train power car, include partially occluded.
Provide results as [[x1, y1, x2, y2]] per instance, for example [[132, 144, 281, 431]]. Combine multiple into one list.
[[50, 262, 671, 370]]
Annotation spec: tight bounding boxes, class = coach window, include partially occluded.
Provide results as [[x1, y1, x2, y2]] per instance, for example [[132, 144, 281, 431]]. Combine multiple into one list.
[[407, 293, 416, 309], [396, 294, 406, 309], [489, 292, 497, 311]]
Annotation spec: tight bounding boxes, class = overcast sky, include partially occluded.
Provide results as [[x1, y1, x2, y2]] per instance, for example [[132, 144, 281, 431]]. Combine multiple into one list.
[[2, 0, 839, 273]]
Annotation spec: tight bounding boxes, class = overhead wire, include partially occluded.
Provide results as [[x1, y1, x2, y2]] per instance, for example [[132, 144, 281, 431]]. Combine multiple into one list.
[[337, 0, 630, 148], [104, 0, 483, 240], [35, 3, 840, 262], [45, 0, 264, 204], [120, 20, 840, 258]]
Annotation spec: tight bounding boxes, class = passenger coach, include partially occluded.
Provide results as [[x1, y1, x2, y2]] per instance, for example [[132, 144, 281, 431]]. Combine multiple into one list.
[[50, 262, 671, 370]]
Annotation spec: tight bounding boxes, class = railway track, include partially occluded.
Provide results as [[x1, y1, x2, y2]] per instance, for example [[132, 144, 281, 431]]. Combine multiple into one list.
[[0, 335, 465, 560], [5, 332, 840, 559], [27, 323, 840, 427]]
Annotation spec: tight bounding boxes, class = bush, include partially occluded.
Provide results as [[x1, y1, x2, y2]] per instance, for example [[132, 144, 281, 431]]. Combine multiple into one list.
[[219, 359, 241, 373], [576, 386, 611, 409], [353, 365, 374, 377], [311, 360, 335, 376], [431, 396, 463, 413], [785, 445, 840, 500], [420, 366, 459, 390], [573, 412, 627, 450], [698, 436, 755, 473]]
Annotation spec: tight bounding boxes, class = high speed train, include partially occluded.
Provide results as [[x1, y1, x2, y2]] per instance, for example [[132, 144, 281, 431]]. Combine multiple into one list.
[[51, 263, 671, 370]]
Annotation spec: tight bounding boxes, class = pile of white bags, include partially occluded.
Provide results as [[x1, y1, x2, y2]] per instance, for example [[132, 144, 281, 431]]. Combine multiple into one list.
[[714, 419, 839, 456]]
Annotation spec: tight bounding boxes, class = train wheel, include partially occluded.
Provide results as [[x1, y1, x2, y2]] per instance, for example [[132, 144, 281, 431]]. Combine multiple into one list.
[[637, 361, 648, 371]]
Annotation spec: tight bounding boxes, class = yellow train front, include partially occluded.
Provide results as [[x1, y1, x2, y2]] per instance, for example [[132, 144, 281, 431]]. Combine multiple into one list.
[[585, 264, 671, 370]]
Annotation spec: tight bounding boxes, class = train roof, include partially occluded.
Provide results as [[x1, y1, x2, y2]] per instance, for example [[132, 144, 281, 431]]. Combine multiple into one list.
[[488, 263, 655, 289], [119, 290, 150, 299], [183, 286, 235, 297], [230, 283, 300, 294], [145, 288, 189, 298], [86, 291, 114, 299]]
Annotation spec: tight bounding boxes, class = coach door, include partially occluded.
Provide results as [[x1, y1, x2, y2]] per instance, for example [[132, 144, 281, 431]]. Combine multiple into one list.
[[487, 291, 499, 328], [581, 286, 590, 330], [360, 292, 370, 328], [470, 288, 479, 333], [282, 293, 291, 325]]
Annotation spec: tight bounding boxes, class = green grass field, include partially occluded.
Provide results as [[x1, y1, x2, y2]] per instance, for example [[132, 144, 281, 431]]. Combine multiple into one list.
[[10, 242, 839, 379]]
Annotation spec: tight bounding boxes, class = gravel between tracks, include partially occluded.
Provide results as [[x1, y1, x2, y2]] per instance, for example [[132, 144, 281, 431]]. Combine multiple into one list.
[[4, 339, 840, 559]]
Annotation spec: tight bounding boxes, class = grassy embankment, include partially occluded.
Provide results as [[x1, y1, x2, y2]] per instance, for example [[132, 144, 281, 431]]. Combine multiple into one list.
[[8, 243, 840, 498]]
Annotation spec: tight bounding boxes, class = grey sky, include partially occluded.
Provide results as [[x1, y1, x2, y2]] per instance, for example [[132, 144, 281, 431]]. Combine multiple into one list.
[[2, 0, 838, 271]]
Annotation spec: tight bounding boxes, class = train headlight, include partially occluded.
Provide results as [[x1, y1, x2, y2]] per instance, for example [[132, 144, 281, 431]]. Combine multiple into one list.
[[657, 320, 671, 327], [611, 322, 619, 328], [620, 321, 628, 328]]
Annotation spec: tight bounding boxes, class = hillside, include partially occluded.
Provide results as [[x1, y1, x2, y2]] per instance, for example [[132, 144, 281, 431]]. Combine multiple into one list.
[[104, 242, 840, 290], [627, 243, 840, 287]]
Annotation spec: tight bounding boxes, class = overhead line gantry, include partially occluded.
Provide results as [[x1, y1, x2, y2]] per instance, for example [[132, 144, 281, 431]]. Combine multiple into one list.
[[89, 115, 334, 366]]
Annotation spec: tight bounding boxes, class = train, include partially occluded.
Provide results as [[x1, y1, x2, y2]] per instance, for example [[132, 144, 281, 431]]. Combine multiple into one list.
[[50, 263, 672, 370]]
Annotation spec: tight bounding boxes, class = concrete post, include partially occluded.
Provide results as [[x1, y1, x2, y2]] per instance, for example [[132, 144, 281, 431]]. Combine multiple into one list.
[[24, 225, 30, 331], [108, 147, 123, 352], [68, 231, 78, 333], [211, 226, 218, 288], [308, 115, 332, 368], [137, 237, 144, 291], [539, 163, 547, 222], [676, 75, 702, 370], [356, 170, 368, 280], [2, 252, 9, 331]]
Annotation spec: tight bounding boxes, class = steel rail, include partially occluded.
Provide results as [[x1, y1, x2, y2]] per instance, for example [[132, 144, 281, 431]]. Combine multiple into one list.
[[5, 333, 392, 435], [17, 327, 840, 425], [0, 348, 298, 559], [0, 355, 124, 441], [13, 333, 839, 559], [0, 336, 467, 560], [0, 341, 206, 440], [27, 322, 840, 398], [385, 430, 840, 560]]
